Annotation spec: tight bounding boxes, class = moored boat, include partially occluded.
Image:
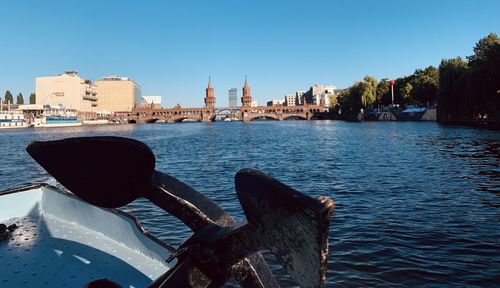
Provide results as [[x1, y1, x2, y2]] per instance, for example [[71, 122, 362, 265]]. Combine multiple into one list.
[[83, 119, 110, 125], [0, 110, 30, 129], [31, 105, 82, 128]]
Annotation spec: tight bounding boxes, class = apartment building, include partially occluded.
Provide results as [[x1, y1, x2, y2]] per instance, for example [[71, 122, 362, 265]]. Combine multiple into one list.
[[96, 75, 142, 113]]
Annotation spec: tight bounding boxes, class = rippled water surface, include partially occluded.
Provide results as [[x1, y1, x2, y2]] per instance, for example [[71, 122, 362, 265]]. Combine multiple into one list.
[[1, 121, 499, 287]]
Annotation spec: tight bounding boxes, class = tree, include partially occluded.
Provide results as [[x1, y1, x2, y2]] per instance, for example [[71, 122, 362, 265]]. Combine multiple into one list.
[[327, 94, 337, 108], [361, 75, 377, 108], [29, 93, 36, 104], [467, 33, 500, 117], [16, 93, 24, 105], [412, 66, 439, 105], [468, 33, 500, 65], [4, 90, 13, 104], [401, 82, 414, 103], [337, 83, 363, 118], [437, 57, 471, 122], [376, 78, 390, 105], [393, 76, 413, 105]]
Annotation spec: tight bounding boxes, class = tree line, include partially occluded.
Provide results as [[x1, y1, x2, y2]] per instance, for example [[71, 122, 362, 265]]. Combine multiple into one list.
[[2, 91, 36, 105], [334, 33, 499, 123]]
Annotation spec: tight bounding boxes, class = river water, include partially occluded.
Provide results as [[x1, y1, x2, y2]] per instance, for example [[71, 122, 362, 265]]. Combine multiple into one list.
[[1, 121, 499, 287]]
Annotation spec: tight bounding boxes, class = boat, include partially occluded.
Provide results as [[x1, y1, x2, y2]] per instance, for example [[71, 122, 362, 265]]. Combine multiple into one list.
[[0, 110, 31, 129], [83, 119, 110, 125], [1, 136, 334, 287], [32, 105, 82, 128]]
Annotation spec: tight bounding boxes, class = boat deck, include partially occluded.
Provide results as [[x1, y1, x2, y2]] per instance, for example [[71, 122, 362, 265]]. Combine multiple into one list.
[[0, 185, 173, 287]]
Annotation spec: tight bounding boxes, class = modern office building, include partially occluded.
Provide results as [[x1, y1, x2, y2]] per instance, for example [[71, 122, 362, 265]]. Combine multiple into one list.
[[95, 75, 142, 113], [35, 71, 97, 118], [228, 88, 237, 108]]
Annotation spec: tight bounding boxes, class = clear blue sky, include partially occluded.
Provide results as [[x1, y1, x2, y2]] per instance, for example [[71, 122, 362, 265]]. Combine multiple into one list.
[[1, 0, 498, 107]]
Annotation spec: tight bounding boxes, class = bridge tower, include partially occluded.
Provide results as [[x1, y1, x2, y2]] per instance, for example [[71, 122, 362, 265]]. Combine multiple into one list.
[[241, 76, 252, 107], [204, 77, 216, 108]]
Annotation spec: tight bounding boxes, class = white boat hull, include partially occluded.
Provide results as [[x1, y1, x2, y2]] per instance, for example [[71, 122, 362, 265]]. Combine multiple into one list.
[[0, 124, 30, 129], [83, 119, 110, 125], [33, 122, 83, 128], [0, 184, 174, 287]]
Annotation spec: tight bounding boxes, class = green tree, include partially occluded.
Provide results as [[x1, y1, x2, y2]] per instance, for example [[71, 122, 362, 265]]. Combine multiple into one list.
[[401, 82, 414, 103], [16, 93, 24, 105], [437, 57, 471, 122], [393, 76, 413, 105], [361, 75, 377, 108], [468, 33, 500, 64], [376, 78, 390, 105], [327, 94, 337, 108], [468, 33, 500, 117], [4, 90, 13, 104], [29, 93, 36, 104], [337, 83, 363, 118], [412, 66, 439, 105]]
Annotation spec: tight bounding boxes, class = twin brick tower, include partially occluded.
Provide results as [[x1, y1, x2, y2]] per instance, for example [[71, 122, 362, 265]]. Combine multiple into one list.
[[204, 77, 252, 109]]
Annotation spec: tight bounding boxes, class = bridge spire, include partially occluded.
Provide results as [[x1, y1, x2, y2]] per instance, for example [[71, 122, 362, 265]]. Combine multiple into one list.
[[205, 76, 215, 109], [241, 76, 252, 107], [243, 75, 249, 89]]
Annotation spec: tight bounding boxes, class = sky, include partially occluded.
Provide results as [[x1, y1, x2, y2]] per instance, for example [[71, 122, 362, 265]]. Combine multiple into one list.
[[1, 0, 499, 107]]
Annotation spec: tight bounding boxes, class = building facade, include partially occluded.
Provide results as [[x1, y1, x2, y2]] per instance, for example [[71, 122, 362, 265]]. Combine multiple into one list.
[[96, 75, 142, 113], [304, 84, 337, 107], [35, 71, 97, 118], [228, 88, 238, 108], [284, 94, 297, 106]]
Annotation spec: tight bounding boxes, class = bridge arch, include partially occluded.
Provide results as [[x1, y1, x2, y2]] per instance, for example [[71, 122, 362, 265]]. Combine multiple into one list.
[[171, 115, 202, 123], [248, 114, 279, 121], [283, 115, 307, 120]]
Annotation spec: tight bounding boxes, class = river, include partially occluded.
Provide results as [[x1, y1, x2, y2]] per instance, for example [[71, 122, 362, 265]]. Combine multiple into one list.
[[1, 121, 499, 287]]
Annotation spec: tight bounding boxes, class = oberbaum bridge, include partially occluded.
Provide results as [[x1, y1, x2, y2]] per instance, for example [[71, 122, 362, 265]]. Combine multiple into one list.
[[130, 79, 326, 123]]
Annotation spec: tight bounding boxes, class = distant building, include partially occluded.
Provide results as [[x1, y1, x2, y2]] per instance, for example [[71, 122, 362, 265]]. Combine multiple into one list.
[[228, 88, 238, 108], [284, 91, 305, 106], [267, 99, 284, 106], [295, 91, 305, 105], [35, 71, 97, 119], [96, 75, 141, 113], [142, 96, 162, 109], [284, 94, 297, 106], [303, 84, 337, 107], [250, 100, 259, 107]]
